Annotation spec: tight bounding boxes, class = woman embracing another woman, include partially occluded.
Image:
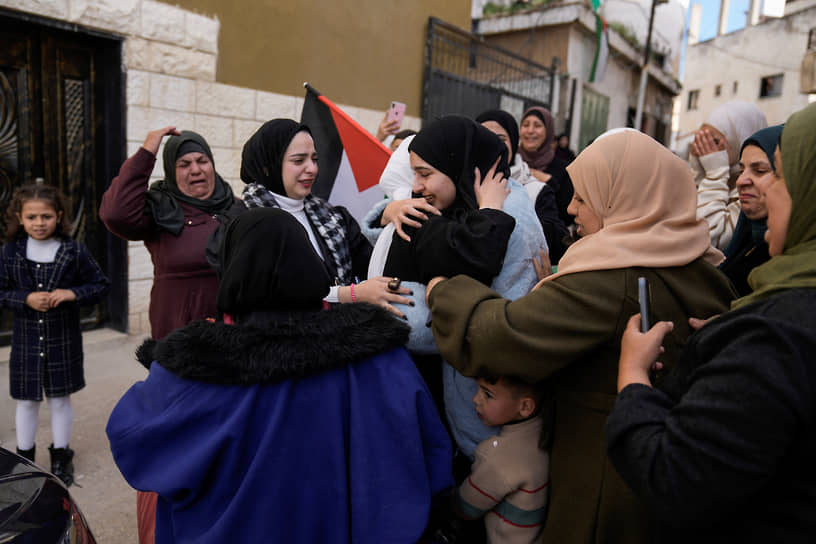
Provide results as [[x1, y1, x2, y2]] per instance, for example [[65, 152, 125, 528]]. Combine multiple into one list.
[[235, 119, 412, 315]]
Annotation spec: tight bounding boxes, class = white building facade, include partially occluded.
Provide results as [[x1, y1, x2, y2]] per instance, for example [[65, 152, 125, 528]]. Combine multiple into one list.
[[678, 0, 816, 143]]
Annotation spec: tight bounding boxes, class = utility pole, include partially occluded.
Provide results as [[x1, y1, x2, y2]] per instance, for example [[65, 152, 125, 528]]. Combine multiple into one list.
[[634, 0, 660, 130]]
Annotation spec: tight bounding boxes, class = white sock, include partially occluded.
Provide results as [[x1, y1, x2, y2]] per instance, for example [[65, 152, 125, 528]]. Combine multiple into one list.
[[48, 395, 73, 449], [15, 400, 40, 450]]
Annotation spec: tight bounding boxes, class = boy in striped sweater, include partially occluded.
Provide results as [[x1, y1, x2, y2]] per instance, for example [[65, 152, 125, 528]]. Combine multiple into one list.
[[454, 375, 550, 543]]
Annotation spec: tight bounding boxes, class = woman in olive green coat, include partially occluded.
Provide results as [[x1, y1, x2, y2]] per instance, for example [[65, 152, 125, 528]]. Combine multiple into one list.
[[427, 129, 736, 544]]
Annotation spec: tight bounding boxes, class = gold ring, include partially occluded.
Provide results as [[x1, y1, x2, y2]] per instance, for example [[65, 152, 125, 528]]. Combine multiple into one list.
[[387, 277, 401, 291]]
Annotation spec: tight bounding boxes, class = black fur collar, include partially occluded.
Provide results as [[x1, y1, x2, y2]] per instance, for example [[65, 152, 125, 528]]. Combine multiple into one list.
[[135, 303, 409, 385]]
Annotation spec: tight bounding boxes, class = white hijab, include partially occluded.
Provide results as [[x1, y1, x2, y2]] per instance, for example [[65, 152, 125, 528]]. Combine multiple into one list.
[[368, 135, 415, 278], [704, 100, 768, 172]]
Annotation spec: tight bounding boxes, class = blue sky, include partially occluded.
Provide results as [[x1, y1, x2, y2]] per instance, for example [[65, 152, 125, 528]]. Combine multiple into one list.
[[691, 0, 751, 41], [679, 0, 750, 77]]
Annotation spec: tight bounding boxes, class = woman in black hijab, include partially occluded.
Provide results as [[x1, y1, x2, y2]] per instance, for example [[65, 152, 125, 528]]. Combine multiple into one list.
[[237, 119, 412, 316], [216, 208, 331, 319], [102, 127, 241, 340], [382, 116, 516, 285], [108, 207, 453, 543]]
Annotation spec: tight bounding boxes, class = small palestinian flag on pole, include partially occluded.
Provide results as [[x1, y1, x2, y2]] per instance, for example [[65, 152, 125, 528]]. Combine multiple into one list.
[[301, 83, 390, 223], [589, 0, 609, 83]]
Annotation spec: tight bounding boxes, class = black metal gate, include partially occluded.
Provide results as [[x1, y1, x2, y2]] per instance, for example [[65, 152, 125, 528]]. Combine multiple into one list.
[[422, 17, 556, 124]]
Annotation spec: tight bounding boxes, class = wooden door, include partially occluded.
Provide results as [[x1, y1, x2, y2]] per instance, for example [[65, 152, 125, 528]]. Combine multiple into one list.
[[0, 15, 125, 342]]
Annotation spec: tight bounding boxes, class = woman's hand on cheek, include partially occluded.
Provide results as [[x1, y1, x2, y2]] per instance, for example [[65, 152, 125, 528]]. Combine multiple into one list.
[[475, 159, 510, 210], [617, 314, 674, 393], [352, 276, 414, 318], [425, 276, 448, 304]]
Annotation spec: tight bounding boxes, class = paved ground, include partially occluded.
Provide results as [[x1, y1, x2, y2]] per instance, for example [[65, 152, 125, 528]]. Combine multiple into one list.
[[0, 328, 148, 543]]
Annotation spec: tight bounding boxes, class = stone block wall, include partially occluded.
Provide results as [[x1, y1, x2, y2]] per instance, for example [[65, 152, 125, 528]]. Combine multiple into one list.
[[2, 0, 420, 336]]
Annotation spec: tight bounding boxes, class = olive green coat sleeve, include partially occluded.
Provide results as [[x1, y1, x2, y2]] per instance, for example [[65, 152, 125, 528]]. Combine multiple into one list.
[[429, 262, 735, 387], [429, 269, 629, 382]]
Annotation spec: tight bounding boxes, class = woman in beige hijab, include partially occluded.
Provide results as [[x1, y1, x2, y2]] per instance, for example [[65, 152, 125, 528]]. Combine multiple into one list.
[[426, 129, 736, 544]]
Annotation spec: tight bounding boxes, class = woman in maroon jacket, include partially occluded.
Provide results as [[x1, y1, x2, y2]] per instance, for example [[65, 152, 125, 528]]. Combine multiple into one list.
[[100, 126, 240, 544], [101, 127, 240, 340]]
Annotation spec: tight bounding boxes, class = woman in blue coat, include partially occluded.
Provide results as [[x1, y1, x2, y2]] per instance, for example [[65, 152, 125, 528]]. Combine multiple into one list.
[[107, 207, 453, 543]]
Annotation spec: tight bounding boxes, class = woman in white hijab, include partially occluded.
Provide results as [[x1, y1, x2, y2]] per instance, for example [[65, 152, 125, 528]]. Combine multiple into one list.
[[691, 100, 767, 250]]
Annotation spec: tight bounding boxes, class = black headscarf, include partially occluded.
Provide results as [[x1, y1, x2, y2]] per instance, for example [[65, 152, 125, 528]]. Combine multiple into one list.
[[408, 116, 510, 216], [145, 130, 236, 236], [241, 119, 311, 196], [475, 109, 520, 164], [216, 207, 330, 316]]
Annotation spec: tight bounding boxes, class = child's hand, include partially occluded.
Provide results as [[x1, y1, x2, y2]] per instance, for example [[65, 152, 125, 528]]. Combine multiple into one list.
[[47, 289, 77, 308], [26, 292, 51, 312]]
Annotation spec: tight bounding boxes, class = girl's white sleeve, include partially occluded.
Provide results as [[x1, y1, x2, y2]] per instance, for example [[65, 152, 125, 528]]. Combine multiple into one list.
[[695, 150, 740, 250]]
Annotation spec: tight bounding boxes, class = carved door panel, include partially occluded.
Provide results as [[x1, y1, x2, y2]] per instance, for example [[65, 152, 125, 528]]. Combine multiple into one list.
[[0, 18, 121, 342]]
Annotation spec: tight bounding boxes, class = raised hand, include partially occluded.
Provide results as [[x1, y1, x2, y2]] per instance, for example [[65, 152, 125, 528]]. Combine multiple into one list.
[[376, 114, 401, 142], [474, 159, 510, 210], [143, 126, 182, 155], [690, 128, 727, 158]]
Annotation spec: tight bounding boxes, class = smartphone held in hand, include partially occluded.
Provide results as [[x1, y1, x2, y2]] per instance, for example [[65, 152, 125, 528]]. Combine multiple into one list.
[[638, 277, 650, 333], [387, 101, 406, 128]]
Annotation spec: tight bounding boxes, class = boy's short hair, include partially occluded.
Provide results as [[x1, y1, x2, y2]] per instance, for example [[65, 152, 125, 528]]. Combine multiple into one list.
[[480, 374, 546, 414]]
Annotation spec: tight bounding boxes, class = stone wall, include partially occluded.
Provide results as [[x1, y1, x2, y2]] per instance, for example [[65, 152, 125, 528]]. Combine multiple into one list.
[[2, 0, 420, 335]]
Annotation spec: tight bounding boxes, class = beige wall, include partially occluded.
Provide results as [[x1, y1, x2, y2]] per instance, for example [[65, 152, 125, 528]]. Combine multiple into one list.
[[168, 0, 471, 117]]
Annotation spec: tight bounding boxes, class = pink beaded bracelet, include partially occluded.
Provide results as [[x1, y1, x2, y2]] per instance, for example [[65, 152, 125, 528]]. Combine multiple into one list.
[[350, 283, 357, 303]]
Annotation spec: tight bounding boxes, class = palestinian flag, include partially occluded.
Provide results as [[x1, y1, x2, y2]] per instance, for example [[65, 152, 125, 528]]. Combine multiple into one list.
[[300, 83, 390, 223], [590, 13, 609, 83]]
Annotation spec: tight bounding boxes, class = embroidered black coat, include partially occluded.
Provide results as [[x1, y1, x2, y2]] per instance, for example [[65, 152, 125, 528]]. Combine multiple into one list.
[[0, 236, 110, 400]]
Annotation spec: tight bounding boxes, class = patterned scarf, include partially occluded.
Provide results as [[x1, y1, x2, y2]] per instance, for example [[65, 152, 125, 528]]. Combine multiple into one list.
[[242, 183, 353, 284]]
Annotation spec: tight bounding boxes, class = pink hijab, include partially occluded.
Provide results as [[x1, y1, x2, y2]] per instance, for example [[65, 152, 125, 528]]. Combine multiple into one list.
[[538, 129, 722, 285]]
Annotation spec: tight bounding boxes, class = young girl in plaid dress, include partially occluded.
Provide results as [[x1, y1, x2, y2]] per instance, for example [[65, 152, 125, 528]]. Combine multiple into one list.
[[0, 184, 109, 486]]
